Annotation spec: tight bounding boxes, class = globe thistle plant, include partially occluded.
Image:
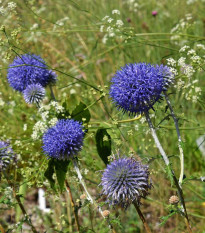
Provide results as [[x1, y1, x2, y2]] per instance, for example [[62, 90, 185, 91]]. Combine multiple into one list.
[[109, 63, 174, 115], [7, 54, 57, 92], [100, 157, 152, 208], [23, 84, 45, 105], [0, 141, 16, 171], [42, 119, 84, 160]]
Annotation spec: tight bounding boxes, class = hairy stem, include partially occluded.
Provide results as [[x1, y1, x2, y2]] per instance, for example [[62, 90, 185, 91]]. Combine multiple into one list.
[[145, 112, 169, 166], [133, 202, 152, 233], [72, 158, 117, 233], [144, 111, 192, 232], [65, 180, 80, 232], [164, 92, 184, 187]]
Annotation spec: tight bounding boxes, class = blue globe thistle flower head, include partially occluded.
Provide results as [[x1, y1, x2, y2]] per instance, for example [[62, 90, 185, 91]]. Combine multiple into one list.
[[100, 157, 152, 208], [42, 119, 84, 160], [109, 63, 174, 115], [7, 54, 57, 92], [23, 83, 45, 105], [0, 141, 16, 171]]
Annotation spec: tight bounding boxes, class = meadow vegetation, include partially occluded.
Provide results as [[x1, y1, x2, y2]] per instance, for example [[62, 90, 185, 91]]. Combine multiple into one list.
[[0, 0, 205, 232]]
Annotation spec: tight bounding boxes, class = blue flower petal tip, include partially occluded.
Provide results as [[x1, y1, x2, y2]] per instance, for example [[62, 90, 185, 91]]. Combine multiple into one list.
[[23, 83, 45, 104]]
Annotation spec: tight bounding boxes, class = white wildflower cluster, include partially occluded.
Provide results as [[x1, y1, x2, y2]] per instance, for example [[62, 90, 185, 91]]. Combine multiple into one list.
[[166, 43, 204, 103], [31, 121, 48, 140], [7, 2, 17, 11], [49, 101, 64, 113], [0, 6, 6, 15], [187, 0, 205, 4], [31, 101, 65, 140], [48, 117, 58, 127], [27, 23, 42, 43], [123, 0, 139, 12], [53, 17, 70, 31], [196, 44, 205, 50], [167, 58, 176, 67], [112, 9, 120, 15], [0, 1, 17, 15], [100, 10, 124, 44], [170, 14, 193, 46]]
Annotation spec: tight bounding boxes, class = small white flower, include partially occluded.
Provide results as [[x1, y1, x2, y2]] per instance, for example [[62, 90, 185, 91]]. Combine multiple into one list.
[[41, 111, 49, 121], [195, 87, 201, 93], [169, 67, 178, 76], [179, 45, 190, 53], [107, 26, 113, 33], [8, 2, 17, 10], [70, 89, 76, 94], [187, 49, 196, 56], [140, 117, 146, 124], [107, 18, 114, 23], [167, 58, 176, 67], [109, 32, 115, 37], [112, 9, 120, 15], [181, 65, 195, 77], [196, 44, 205, 50], [23, 124, 27, 131], [100, 25, 104, 32], [116, 20, 124, 27], [190, 55, 201, 64], [135, 124, 139, 131], [102, 34, 108, 44], [30, 23, 38, 30], [0, 6, 6, 15], [102, 15, 109, 21], [49, 118, 58, 127], [178, 57, 186, 66]]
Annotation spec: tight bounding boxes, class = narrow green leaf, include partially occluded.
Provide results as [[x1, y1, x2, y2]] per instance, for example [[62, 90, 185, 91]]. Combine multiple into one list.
[[55, 160, 70, 192], [95, 128, 111, 165], [71, 101, 91, 123], [44, 159, 56, 191]]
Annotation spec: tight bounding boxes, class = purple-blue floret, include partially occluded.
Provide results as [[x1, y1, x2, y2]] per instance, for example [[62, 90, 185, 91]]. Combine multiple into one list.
[[23, 83, 45, 104], [7, 54, 57, 92], [0, 141, 16, 171], [109, 63, 174, 115], [100, 157, 152, 208], [42, 119, 84, 160]]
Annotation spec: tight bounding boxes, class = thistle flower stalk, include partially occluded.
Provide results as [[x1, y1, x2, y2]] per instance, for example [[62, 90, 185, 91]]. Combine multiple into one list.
[[144, 111, 192, 232], [164, 92, 184, 187]]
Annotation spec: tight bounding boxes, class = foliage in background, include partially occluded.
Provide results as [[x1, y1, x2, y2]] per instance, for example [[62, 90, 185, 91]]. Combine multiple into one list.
[[0, 0, 205, 232]]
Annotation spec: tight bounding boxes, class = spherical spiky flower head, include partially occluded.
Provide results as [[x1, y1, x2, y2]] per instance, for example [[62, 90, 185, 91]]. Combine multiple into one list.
[[42, 119, 84, 160], [7, 54, 57, 92], [110, 63, 174, 115], [23, 84, 45, 104], [100, 157, 152, 208], [0, 141, 16, 171]]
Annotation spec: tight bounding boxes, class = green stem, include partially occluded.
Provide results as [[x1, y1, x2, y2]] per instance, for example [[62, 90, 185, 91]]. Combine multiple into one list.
[[65, 180, 80, 232], [144, 111, 192, 233], [164, 92, 184, 187]]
